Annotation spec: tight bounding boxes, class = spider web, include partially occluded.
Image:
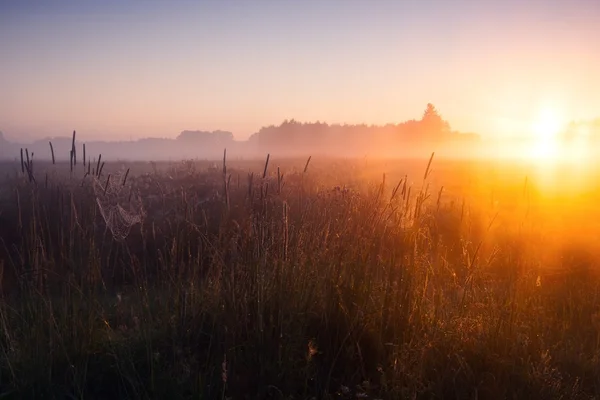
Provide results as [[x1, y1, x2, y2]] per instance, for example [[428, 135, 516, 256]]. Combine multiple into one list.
[[93, 170, 145, 241]]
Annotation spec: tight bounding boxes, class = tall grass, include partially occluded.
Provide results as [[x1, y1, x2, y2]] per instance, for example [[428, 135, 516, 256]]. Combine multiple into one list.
[[0, 153, 598, 399]]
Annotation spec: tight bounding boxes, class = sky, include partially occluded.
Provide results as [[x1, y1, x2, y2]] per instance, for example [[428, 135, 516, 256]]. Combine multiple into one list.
[[1, 0, 599, 142]]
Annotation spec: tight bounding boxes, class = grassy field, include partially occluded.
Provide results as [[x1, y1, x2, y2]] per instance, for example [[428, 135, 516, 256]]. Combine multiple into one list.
[[1, 152, 600, 399]]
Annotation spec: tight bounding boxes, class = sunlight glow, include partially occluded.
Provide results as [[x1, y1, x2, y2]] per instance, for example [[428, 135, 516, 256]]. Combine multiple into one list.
[[569, 124, 592, 161], [529, 106, 565, 161]]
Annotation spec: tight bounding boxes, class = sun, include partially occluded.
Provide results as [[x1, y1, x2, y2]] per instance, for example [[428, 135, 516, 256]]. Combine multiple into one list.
[[528, 106, 565, 161]]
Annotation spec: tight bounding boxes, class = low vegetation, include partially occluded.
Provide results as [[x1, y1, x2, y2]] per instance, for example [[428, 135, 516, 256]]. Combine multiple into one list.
[[0, 151, 599, 399]]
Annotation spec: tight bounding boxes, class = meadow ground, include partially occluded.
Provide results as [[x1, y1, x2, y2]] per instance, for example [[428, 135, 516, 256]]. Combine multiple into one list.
[[1, 154, 600, 399]]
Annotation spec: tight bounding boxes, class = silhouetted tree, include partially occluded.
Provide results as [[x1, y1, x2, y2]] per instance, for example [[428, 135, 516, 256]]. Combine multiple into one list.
[[421, 103, 451, 137], [0, 105, 480, 160], [177, 130, 234, 143]]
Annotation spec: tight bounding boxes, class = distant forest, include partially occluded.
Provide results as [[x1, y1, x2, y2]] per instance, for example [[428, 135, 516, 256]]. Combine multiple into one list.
[[0, 104, 482, 161]]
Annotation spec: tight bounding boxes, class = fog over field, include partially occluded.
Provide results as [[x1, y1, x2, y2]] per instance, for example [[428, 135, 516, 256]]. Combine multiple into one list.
[[0, 103, 482, 160], [3, 107, 600, 163]]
